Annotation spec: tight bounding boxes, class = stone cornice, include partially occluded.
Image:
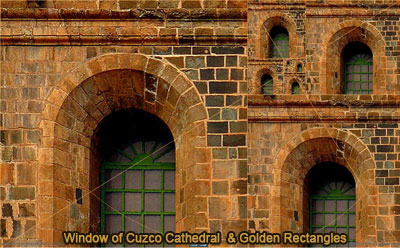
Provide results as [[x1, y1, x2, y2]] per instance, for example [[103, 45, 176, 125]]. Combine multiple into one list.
[[0, 35, 247, 46], [248, 116, 400, 123], [0, 8, 247, 20], [249, 95, 400, 108]]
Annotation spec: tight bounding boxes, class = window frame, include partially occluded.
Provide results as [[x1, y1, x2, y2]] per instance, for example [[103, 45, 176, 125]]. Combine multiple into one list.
[[270, 26, 289, 58], [309, 182, 356, 247], [261, 74, 273, 95], [100, 141, 176, 247]]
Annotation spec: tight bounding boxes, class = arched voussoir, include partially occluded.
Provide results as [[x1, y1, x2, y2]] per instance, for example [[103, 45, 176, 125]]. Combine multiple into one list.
[[38, 53, 208, 245], [271, 127, 377, 240]]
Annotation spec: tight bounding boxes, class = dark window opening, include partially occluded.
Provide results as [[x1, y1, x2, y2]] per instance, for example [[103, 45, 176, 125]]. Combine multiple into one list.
[[291, 82, 300, 95], [297, 64, 303, 73], [261, 74, 273, 95], [306, 163, 356, 247], [97, 109, 175, 247], [270, 26, 289, 58], [343, 42, 373, 94]]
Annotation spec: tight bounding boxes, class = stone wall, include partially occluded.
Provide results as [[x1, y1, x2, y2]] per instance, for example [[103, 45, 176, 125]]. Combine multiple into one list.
[[0, 0, 400, 246], [0, 0, 248, 245], [247, 0, 400, 246]]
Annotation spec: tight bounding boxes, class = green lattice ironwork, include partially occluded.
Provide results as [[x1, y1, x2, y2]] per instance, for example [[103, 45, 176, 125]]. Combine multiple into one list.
[[344, 53, 373, 94], [292, 82, 300, 95], [271, 30, 289, 58], [101, 141, 175, 247], [310, 181, 356, 247], [261, 74, 273, 94]]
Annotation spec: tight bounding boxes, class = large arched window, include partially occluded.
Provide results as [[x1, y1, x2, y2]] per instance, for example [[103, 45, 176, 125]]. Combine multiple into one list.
[[98, 109, 175, 247], [307, 163, 356, 247], [261, 74, 273, 94], [343, 42, 373, 94], [270, 26, 289, 58]]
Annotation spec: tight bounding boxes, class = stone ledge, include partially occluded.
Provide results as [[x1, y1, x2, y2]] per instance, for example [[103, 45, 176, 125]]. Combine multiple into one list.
[[249, 94, 400, 107], [1, 35, 247, 46], [249, 116, 400, 123], [0, 8, 247, 20]]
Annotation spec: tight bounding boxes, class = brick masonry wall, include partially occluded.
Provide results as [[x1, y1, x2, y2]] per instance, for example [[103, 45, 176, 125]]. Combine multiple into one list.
[[247, 0, 400, 245], [0, 0, 400, 246], [248, 96, 400, 244], [0, 1, 248, 245]]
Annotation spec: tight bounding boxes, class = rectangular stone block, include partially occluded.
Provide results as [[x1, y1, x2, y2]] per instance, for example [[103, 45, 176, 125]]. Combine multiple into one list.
[[9, 187, 35, 200], [223, 135, 245, 146], [209, 82, 237, 94]]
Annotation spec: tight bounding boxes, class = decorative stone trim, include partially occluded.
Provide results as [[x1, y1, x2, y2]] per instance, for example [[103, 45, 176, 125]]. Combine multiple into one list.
[[0, 8, 247, 20]]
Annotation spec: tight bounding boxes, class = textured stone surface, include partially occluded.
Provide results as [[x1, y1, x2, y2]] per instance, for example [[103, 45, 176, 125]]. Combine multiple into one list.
[[0, 0, 399, 246]]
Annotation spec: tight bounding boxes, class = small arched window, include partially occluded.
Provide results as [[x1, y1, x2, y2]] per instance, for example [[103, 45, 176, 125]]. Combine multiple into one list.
[[270, 26, 289, 58], [297, 64, 303, 73], [261, 74, 273, 95], [343, 42, 373, 94], [291, 81, 300, 95]]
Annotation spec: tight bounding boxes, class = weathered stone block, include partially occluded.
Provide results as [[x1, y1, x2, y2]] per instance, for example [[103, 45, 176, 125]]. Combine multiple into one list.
[[208, 109, 220, 120], [223, 135, 245, 146], [230, 180, 247, 194], [185, 56, 205, 68], [200, 69, 214, 80], [0, 219, 6, 237], [2, 204, 12, 217], [9, 187, 35, 200], [18, 203, 35, 217], [207, 122, 228, 133], [0, 163, 14, 185], [207, 135, 221, 147], [212, 47, 244, 54], [230, 121, 247, 133], [205, 95, 224, 107], [11, 220, 21, 238], [207, 56, 224, 67], [222, 109, 237, 120], [209, 82, 237, 94], [216, 69, 229, 80], [212, 181, 228, 195]]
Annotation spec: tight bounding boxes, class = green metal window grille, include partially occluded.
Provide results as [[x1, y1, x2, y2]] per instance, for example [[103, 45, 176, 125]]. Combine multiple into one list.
[[344, 53, 373, 94], [270, 28, 289, 58], [101, 141, 175, 247], [291, 82, 300, 95], [261, 74, 273, 95], [310, 181, 356, 247]]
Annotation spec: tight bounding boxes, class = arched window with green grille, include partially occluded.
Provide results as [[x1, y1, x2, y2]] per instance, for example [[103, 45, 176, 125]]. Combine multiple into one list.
[[343, 42, 373, 94], [308, 164, 356, 248], [261, 74, 273, 94], [291, 81, 300, 94], [270, 26, 289, 58], [98, 109, 175, 247]]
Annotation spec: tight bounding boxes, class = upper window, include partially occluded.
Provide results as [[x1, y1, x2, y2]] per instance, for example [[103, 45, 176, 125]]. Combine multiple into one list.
[[297, 64, 303, 73], [261, 74, 273, 95], [270, 26, 289, 58], [291, 81, 300, 95], [343, 42, 373, 94]]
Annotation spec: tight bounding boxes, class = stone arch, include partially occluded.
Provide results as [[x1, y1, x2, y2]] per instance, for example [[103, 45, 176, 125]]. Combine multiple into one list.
[[37, 53, 209, 245], [270, 127, 376, 243], [257, 14, 300, 58], [320, 20, 387, 94]]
